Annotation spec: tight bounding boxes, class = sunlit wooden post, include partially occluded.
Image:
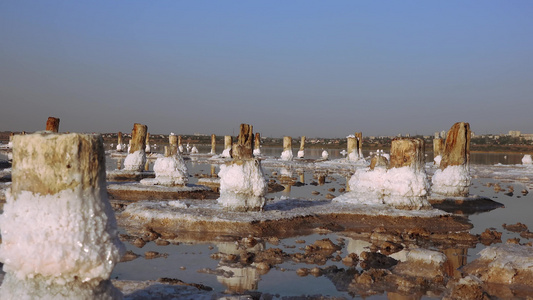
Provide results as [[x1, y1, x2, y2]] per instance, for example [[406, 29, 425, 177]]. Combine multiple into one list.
[[210, 134, 217, 155], [45, 117, 60, 133]]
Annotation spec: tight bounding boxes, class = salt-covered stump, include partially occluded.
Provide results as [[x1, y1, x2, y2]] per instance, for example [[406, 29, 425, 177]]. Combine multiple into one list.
[[107, 135, 214, 202], [431, 122, 471, 197], [0, 132, 125, 299], [107, 123, 155, 182], [217, 124, 267, 212]]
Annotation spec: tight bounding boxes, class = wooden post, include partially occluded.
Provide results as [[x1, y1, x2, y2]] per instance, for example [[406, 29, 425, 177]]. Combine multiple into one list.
[[145, 132, 151, 153], [440, 122, 470, 170], [283, 136, 292, 152], [355, 132, 363, 158], [433, 138, 444, 158], [45, 117, 60, 133], [1, 132, 124, 296], [211, 134, 217, 154], [129, 123, 147, 154], [232, 124, 253, 160], [117, 132, 123, 152], [347, 136, 357, 156], [224, 135, 233, 157], [169, 134, 178, 156], [254, 133, 261, 153], [389, 138, 425, 171], [299, 136, 305, 151]]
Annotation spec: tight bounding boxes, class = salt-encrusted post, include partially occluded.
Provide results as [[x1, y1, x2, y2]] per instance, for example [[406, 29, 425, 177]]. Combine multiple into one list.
[[169, 133, 178, 156], [281, 136, 293, 161], [140, 132, 189, 187], [432, 122, 471, 196], [433, 138, 444, 165], [355, 132, 363, 158], [222, 135, 233, 158], [45, 116, 60, 132], [123, 123, 147, 172], [253, 132, 261, 156], [116, 131, 124, 152], [210, 134, 217, 155], [178, 135, 183, 153], [297, 136, 305, 158], [347, 136, 358, 161], [145, 132, 151, 153], [217, 124, 267, 211], [0, 132, 125, 298]]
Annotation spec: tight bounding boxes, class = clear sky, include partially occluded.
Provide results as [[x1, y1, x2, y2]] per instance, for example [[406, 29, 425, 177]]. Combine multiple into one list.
[[1, 1, 532, 138]]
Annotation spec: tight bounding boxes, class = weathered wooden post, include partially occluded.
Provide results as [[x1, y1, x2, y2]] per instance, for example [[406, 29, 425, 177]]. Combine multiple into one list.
[[253, 132, 261, 156], [281, 136, 293, 161], [0, 132, 125, 298], [297, 136, 306, 158], [355, 132, 363, 158], [169, 133, 178, 156], [433, 138, 444, 165], [222, 135, 233, 158], [432, 122, 471, 196], [347, 136, 358, 161], [45, 117, 60, 132], [178, 135, 183, 153], [218, 124, 267, 211], [145, 132, 151, 153], [389, 138, 425, 171], [116, 131, 124, 152], [210, 134, 217, 155], [123, 123, 147, 171]]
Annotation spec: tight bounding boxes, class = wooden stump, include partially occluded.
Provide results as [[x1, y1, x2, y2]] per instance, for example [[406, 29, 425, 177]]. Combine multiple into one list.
[[45, 117, 60, 133], [211, 134, 217, 154], [440, 122, 470, 170], [129, 123, 147, 154], [389, 138, 425, 171], [347, 136, 357, 156], [283, 136, 292, 152], [169, 134, 178, 156], [232, 124, 253, 160], [117, 132, 123, 148], [299, 136, 306, 151], [254, 132, 261, 152], [433, 138, 444, 158], [224, 135, 233, 157]]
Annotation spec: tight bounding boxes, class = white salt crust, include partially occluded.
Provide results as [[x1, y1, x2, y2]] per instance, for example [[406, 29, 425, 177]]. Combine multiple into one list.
[[217, 159, 267, 210], [123, 150, 146, 172], [221, 148, 232, 158], [431, 164, 471, 196], [0, 188, 125, 286], [348, 151, 359, 161], [406, 248, 447, 265], [280, 149, 293, 161], [334, 166, 430, 209], [522, 154, 532, 165], [478, 244, 533, 271], [321, 150, 329, 160], [253, 148, 261, 156], [140, 155, 188, 186], [297, 150, 305, 158], [433, 155, 442, 166]]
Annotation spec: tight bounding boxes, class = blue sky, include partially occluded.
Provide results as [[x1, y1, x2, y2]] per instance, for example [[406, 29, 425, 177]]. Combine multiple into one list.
[[1, 1, 532, 137]]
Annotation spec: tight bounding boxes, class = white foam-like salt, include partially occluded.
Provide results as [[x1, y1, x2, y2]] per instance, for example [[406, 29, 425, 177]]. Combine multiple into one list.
[[431, 164, 471, 196], [123, 150, 146, 172], [217, 159, 268, 210], [280, 150, 293, 161]]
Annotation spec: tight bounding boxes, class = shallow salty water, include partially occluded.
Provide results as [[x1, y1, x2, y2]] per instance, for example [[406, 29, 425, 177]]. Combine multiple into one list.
[[1, 147, 532, 298], [105, 147, 533, 299]]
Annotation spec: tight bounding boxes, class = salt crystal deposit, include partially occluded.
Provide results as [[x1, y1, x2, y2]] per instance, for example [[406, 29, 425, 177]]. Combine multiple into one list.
[[321, 150, 329, 160], [0, 132, 125, 298], [522, 154, 532, 165], [123, 124, 148, 172], [123, 150, 146, 172], [221, 136, 232, 158], [334, 138, 430, 209]]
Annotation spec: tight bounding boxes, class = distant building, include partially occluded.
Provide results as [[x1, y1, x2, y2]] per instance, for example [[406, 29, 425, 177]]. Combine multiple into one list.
[[509, 130, 521, 137]]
